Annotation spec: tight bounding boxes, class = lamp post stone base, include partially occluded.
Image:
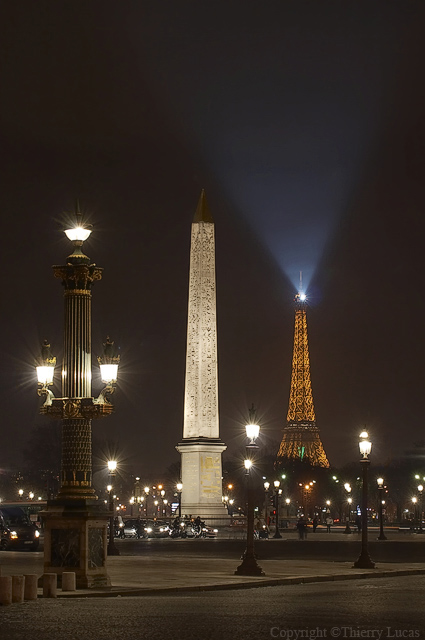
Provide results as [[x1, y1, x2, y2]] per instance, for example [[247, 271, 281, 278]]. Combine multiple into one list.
[[353, 552, 376, 569], [235, 554, 265, 576], [41, 499, 110, 589]]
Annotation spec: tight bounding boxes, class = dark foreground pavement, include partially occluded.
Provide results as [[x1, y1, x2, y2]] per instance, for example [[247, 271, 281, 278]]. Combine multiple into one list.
[[1, 576, 425, 640]]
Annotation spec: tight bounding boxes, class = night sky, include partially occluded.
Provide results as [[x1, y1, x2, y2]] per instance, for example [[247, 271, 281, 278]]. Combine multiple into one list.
[[1, 2, 424, 480]]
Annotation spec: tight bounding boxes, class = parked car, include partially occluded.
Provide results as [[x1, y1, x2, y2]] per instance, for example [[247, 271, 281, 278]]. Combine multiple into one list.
[[0, 506, 40, 551]]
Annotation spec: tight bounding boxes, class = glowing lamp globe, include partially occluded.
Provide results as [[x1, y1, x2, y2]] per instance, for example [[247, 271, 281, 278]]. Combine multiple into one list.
[[245, 423, 260, 441], [99, 363, 119, 384], [264, 482, 270, 490], [299, 293, 306, 302], [64, 227, 92, 242], [244, 459, 252, 470], [36, 363, 55, 386], [176, 483, 183, 492], [274, 480, 280, 489], [108, 460, 117, 472], [359, 431, 372, 458]]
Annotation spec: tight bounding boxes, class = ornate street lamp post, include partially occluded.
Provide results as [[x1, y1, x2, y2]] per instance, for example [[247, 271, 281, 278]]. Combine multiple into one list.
[[412, 497, 418, 528], [353, 431, 375, 569], [263, 482, 270, 528], [36, 209, 119, 588], [144, 487, 150, 518], [235, 406, 264, 576], [273, 480, 282, 539], [376, 478, 387, 541], [417, 485, 423, 533], [176, 483, 183, 518], [344, 483, 352, 534], [107, 461, 119, 556]]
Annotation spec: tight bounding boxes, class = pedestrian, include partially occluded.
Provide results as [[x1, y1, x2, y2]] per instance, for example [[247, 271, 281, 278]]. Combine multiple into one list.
[[326, 515, 333, 533], [296, 516, 308, 540], [312, 516, 318, 533]]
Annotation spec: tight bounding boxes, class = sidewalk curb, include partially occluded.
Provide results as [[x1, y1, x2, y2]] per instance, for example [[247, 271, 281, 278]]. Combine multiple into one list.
[[46, 568, 425, 599]]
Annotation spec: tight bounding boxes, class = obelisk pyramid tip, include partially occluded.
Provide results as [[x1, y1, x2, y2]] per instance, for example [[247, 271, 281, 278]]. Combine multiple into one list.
[[193, 189, 214, 223]]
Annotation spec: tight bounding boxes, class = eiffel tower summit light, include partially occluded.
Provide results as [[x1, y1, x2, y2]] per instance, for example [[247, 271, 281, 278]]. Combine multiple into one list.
[[176, 190, 228, 523], [277, 281, 329, 468]]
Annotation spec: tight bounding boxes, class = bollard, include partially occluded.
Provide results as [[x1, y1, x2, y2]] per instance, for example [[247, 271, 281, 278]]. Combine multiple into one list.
[[0, 576, 12, 606], [62, 572, 76, 591], [43, 573, 57, 598], [24, 574, 38, 601], [12, 575, 25, 603]]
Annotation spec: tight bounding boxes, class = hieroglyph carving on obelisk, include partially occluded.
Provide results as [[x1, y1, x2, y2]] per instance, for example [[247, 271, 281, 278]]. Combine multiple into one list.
[[183, 216, 219, 439]]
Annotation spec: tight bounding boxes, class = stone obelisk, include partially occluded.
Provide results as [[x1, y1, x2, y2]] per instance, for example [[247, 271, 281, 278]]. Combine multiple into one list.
[[176, 190, 228, 524]]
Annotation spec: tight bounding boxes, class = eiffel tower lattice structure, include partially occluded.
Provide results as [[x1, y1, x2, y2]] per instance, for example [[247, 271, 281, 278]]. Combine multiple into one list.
[[277, 291, 329, 467]]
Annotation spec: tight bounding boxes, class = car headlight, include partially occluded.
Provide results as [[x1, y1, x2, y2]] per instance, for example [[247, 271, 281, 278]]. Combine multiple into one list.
[[10, 531, 18, 539], [145, 527, 152, 533], [35, 529, 40, 538]]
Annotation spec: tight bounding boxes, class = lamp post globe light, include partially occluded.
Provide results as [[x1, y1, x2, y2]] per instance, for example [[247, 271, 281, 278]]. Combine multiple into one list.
[[344, 483, 352, 534], [376, 478, 387, 541], [107, 461, 119, 556], [36, 208, 119, 588], [235, 405, 264, 576], [273, 480, 282, 539], [353, 431, 375, 569]]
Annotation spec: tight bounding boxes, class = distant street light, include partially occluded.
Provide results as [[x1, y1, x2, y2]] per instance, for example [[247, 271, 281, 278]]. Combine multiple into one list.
[[376, 478, 387, 541], [107, 461, 119, 556], [264, 482, 270, 528], [353, 431, 375, 569], [344, 483, 352, 534], [418, 485, 424, 533], [235, 405, 264, 576], [273, 480, 282, 539], [176, 482, 183, 518]]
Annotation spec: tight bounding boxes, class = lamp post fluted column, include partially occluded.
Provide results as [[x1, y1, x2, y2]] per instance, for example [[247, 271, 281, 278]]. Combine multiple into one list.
[[353, 431, 375, 569]]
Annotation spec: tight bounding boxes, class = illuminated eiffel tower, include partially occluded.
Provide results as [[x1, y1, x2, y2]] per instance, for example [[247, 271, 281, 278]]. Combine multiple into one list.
[[277, 284, 329, 467]]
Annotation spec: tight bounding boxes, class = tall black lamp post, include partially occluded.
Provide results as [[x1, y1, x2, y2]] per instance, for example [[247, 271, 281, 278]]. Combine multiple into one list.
[[376, 478, 387, 541], [344, 483, 352, 534], [418, 485, 423, 533], [273, 480, 282, 539], [107, 461, 120, 555], [263, 481, 270, 528], [235, 406, 264, 576], [176, 483, 183, 518], [353, 431, 375, 569]]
